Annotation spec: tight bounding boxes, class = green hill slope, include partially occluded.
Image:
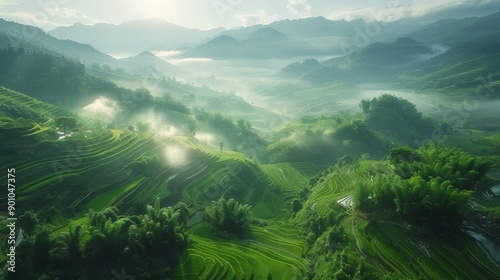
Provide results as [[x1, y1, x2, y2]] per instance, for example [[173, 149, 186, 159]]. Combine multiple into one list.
[[293, 147, 500, 279], [0, 93, 310, 279], [401, 33, 500, 91]]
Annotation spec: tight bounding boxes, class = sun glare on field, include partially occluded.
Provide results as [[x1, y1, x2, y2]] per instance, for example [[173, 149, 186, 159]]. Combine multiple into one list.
[[154, 125, 179, 141], [82, 97, 119, 119], [164, 145, 187, 166], [195, 132, 216, 145]]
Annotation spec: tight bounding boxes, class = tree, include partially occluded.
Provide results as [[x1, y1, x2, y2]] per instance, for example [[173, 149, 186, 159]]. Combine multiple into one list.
[[237, 119, 245, 129], [356, 145, 489, 231], [359, 99, 371, 113], [389, 146, 421, 165], [369, 94, 432, 132], [438, 120, 453, 134], [204, 197, 251, 236], [18, 210, 39, 236], [188, 125, 195, 137], [135, 121, 150, 132], [291, 198, 303, 213], [55, 117, 77, 133], [219, 141, 224, 152]]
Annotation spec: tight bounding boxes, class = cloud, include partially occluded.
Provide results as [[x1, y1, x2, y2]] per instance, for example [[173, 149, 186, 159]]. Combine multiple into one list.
[[55, 8, 93, 20], [82, 97, 119, 119], [0, 5, 100, 30], [0, 0, 19, 7], [328, 0, 499, 22], [287, 0, 313, 17], [236, 9, 277, 26]]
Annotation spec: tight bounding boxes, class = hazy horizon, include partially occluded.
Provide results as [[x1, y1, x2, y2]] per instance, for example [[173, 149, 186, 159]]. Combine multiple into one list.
[[1, 0, 500, 31]]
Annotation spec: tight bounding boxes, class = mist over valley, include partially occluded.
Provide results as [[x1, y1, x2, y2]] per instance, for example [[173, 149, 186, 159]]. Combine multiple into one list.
[[1, 2, 500, 279]]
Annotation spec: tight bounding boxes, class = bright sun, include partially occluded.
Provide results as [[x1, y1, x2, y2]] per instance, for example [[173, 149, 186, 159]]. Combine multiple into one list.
[[136, 0, 177, 21]]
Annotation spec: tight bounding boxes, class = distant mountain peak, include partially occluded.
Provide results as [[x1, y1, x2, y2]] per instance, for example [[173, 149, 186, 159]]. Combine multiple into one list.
[[212, 34, 239, 42], [249, 27, 289, 41], [135, 51, 156, 57]]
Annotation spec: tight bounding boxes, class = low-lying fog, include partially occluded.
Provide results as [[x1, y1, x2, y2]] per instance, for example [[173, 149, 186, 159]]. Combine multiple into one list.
[[93, 51, 499, 134]]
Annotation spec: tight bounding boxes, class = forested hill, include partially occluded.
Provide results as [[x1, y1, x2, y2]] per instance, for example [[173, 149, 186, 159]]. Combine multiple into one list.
[[0, 47, 132, 107], [402, 32, 500, 89]]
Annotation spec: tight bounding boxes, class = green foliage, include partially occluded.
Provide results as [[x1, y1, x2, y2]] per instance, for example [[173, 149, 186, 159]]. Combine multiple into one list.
[[395, 144, 491, 190], [0, 93, 46, 121], [291, 198, 303, 213], [0, 48, 86, 105], [389, 146, 422, 165], [154, 93, 190, 114], [204, 197, 252, 236], [370, 94, 429, 127], [438, 119, 453, 134], [403, 32, 500, 90], [355, 145, 489, 231], [18, 210, 39, 236], [10, 202, 189, 280], [54, 117, 78, 133], [194, 109, 266, 153], [365, 94, 434, 142], [359, 98, 371, 113], [135, 121, 150, 132], [393, 176, 471, 229]]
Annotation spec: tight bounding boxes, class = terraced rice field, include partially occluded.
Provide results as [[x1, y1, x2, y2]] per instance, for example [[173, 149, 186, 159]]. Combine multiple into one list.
[[174, 223, 308, 280], [304, 161, 391, 216], [0, 107, 311, 223], [0, 115, 313, 277], [354, 220, 500, 279], [321, 161, 500, 279]]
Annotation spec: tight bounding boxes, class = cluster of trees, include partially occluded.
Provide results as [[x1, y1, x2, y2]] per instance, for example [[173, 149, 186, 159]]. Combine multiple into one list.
[[54, 117, 78, 133], [203, 197, 252, 237], [9, 199, 189, 280], [0, 48, 191, 130], [154, 93, 190, 114], [354, 145, 491, 231], [193, 108, 265, 153], [0, 48, 86, 106], [331, 119, 386, 158], [359, 94, 422, 122], [293, 201, 379, 279], [360, 94, 434, 140], [390, 145, 490, 190]]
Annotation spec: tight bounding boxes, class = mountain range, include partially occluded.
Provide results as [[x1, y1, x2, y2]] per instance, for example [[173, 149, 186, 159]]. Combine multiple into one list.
[[0, 19, 181, 76], [49, 18, 224, 54], [48, 16, 424, 58], [407, 11, 500, 45], [180, 27, 321, 59]]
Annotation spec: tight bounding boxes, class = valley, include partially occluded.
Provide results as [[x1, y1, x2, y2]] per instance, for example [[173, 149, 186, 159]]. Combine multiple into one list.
[[1, 5, 500, 280]]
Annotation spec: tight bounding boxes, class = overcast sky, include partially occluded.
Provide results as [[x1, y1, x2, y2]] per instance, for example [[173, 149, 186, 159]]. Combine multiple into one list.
[[1, 0, 499, 30]]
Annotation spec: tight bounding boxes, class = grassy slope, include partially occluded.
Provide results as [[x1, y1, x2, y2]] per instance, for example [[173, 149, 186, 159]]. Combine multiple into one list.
[[400, 33, 500, 91], [0, 87, 75, 145], [2, 87, 500, 279], [298, 159, 500, 279], [174, 223, 308, 280], [0, 89, 312, 278]]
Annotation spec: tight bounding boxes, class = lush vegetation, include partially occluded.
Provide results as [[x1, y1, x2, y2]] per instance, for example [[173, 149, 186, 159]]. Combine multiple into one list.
[[203, 197, 252, 236], [355, 145, 491, 231], [1, 19, 500, 279], [9, 201, 188, 280]]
